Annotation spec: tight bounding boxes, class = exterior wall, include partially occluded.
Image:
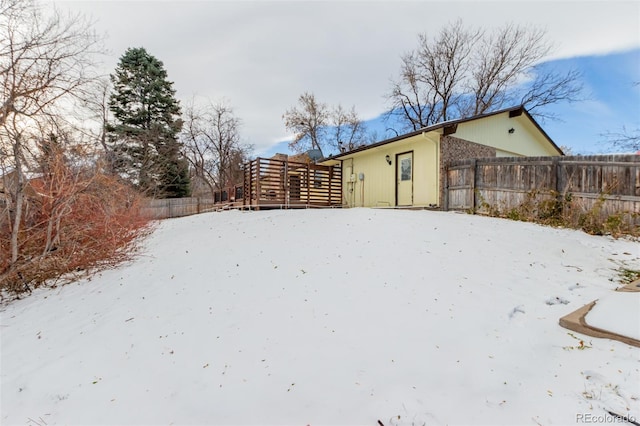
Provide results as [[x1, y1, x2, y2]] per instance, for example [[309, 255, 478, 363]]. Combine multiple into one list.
[[439, 136, 496, 206], [496, 149, 524, 157], [452, 113, 561, 157], [340, 133, 439, 207]]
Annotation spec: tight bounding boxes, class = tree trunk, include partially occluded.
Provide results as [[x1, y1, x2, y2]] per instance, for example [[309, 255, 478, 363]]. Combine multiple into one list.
[[10, 171, 23, 265]]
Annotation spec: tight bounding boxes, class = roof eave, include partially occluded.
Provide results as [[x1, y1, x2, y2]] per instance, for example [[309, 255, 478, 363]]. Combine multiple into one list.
[[320, 105, 563, 161]]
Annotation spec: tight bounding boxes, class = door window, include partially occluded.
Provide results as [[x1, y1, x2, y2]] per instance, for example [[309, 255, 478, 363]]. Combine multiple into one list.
[[400, 157, 412, 181]]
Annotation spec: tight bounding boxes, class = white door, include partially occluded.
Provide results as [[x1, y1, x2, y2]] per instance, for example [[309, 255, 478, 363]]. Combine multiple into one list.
[[396, 152, 413, 206]]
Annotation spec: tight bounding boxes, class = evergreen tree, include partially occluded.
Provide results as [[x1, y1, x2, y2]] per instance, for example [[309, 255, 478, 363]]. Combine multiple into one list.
[[107, 47, 190, 198]]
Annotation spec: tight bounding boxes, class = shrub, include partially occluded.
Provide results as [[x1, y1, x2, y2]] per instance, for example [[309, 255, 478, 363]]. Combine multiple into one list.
[[0, 159, 152, 297]]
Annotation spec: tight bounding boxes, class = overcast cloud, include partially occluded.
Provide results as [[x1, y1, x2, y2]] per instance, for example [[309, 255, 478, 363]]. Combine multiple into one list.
[[55, 1, 640, 155]]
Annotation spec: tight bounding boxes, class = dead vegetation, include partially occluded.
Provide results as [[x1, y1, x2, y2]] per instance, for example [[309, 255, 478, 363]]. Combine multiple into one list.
[[0, 150, 152, 298], [477, 189, 639, 238]]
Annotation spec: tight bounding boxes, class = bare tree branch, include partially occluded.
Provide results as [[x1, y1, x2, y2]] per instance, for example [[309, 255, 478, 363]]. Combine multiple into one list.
[[601, 125, 640, 152], [282, 92, 329, 157], [181, 98, 251, 196], [0, 0, 104, 272], [283, 92, 369, 156], [332, 104, 367, 152], [518, 67, 584, 122], [387, 20, 583, 129]]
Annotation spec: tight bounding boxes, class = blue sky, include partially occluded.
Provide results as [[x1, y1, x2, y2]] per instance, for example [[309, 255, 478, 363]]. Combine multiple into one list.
[[262, 48, 640, 158], [540, 48, 640, 155]]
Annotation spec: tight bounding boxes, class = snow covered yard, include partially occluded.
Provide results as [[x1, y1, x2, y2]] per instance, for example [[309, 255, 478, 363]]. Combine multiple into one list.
[[1, 208, 639, 426]]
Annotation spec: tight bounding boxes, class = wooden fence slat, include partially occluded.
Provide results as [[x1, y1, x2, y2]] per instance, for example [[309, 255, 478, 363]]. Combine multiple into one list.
[[471, 159, 477, 212]]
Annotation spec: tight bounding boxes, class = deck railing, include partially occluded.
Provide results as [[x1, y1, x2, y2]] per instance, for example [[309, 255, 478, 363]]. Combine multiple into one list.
[[243, 157, 342, 209]]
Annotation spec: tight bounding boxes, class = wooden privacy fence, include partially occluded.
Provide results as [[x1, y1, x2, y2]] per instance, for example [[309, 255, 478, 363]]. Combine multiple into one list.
[[445, 154, 640, 223], [243, 157, 342, 209], [142, 197, 219, 219]]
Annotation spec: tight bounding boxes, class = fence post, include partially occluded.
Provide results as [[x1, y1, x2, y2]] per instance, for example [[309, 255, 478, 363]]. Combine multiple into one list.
[[552, 157, 564, 217], [443, 162, 449, 211], [244, 167, 248, 207], [283, 159, 289, 207], [552, 157, 560, 194], [328, 166, 333, 207], [306, 164, 311, 206], [256, 158, 261, 209], [244, 162, 251, 208], [471, 159, 477, 213]]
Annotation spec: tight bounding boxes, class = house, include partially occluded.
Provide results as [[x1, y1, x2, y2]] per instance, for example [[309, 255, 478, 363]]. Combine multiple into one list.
[[320, 105, 563, 208]]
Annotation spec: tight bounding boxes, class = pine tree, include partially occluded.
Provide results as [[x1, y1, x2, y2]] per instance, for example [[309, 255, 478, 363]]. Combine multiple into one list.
[[107, 47, 190, 198]]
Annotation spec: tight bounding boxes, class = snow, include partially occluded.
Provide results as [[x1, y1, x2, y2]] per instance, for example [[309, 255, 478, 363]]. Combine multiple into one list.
[[585, 292, 640, 341], [1, 208, 639, 425]]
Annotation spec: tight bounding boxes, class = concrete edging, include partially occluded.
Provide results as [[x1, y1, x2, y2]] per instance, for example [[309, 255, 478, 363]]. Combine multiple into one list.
[[559, 293, 640, 348], [617, 278, 640, 293]]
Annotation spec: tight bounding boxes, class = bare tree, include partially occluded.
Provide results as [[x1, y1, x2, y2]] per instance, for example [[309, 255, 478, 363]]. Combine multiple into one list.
[[79, 78, 112, 155], [388, 20, 583, 130], [0, 0, 103, 276], [389, 21, 477, 130], [181, 98, 251, 197], [283, 92, 329, 157], [602, 126, 640, 152], [332, 105, 368, 152], [283, 92, 368, 156]]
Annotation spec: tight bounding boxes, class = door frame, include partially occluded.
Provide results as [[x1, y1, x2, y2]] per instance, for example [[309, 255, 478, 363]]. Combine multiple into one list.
[[395, 150, 414, 206]]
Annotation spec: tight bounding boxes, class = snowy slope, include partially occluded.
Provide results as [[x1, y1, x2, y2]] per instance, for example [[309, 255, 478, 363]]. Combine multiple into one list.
[[1, 209, 639, 426]]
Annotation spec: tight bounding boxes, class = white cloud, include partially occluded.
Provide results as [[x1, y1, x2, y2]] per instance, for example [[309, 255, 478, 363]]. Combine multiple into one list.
[[54, 0, 640, 154]]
